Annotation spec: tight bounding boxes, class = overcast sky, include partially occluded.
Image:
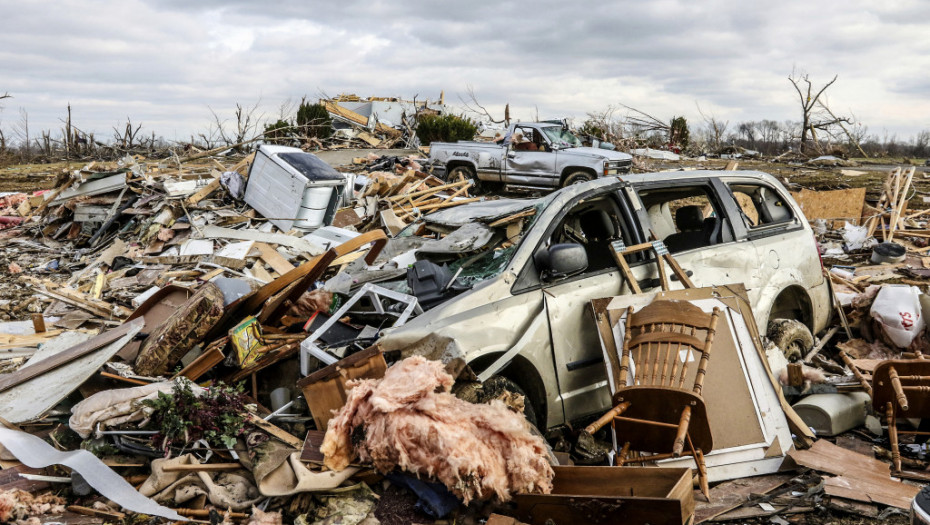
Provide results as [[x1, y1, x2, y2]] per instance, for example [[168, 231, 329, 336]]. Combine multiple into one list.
[[2, 0, 929, 145]]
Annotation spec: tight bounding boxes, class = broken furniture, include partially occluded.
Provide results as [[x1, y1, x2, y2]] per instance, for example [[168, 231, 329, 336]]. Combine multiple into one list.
[[872, 359, 930, 477], [513, 466, 694, 525], [296, 345, 388, 431], [590, 285, 803, 484], [610, 239, 694, 293], [299, 282, 422, 371], [605, 299, 719, 499]]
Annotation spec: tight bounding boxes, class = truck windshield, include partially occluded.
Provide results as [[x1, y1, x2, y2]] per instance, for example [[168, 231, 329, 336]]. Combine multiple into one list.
[[541, 127, 583, 148]]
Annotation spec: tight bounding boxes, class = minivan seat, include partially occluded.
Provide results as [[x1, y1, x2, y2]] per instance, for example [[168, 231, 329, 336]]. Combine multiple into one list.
[[665, 206, 706, 253], [578, 210, 617, 270]]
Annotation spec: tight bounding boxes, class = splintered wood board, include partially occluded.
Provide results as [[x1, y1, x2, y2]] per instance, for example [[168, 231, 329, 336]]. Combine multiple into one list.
[[788, 439, 918, 509], [791, 187, 867, 228]]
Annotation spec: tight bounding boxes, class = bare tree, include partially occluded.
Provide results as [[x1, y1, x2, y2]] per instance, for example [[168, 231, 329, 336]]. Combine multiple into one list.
[[277, 97, 297, 121], [787, 71, 852, 154], [620, 104, 670, 138], [459, 85, 508, 125], [113, 117, 143, 151], [13, 107, 29, 159], [816, 100, 867, 158], [207, 100, 263, 152], [696, 103, 728, 152]]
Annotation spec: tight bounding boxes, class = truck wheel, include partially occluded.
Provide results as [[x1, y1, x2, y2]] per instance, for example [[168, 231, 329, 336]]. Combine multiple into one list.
[[448, 165, 481, 193], [767, 319, 813, 362], [562, 171, 595, 187]]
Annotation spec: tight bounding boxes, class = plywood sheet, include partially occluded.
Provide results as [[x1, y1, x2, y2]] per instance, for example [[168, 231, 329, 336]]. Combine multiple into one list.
[[0, 324, 141, 423], [791, 187, 867, 228]]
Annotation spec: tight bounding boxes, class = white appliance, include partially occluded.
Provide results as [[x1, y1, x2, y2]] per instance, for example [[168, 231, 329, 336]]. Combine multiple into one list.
[[244, 145, 346, 232]]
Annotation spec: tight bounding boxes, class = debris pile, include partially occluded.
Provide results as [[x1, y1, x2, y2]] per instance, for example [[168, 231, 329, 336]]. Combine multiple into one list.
[[0, 141, 555, 524], [1, 127, 930, 525]]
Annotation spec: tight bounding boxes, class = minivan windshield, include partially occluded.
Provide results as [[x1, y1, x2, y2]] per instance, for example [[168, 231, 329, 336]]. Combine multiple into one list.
[[540, 126, 583, 148]]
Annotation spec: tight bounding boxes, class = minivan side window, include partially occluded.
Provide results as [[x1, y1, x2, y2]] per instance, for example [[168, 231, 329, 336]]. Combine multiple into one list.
[[636, 185, 731, 254], [728, 183, 793, 228]]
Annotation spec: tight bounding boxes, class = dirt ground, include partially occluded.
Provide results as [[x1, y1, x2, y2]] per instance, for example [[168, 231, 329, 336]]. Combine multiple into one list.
[[0, 160, 81, 193]]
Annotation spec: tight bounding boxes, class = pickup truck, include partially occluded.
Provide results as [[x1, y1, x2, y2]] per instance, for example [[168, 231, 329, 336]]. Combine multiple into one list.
[[428, 122, 633, 191]]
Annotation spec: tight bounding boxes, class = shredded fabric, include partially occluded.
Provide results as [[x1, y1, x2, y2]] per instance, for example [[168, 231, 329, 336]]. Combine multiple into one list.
[[321, 356, 553, 504]]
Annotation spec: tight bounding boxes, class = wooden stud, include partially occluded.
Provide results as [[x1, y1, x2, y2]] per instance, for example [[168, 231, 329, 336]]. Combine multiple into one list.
[[31, 314, 45, 333]]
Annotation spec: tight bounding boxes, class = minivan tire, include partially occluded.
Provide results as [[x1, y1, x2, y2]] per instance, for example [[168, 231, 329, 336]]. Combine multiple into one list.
[[767, 318, 814, 362]]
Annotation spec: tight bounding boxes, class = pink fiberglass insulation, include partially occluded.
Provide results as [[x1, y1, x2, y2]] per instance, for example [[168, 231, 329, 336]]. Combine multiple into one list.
[[321, 356, 553, 504]]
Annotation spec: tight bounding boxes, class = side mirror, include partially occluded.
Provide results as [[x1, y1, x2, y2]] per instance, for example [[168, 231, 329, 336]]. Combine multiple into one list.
[[534, 243, 588, 281]]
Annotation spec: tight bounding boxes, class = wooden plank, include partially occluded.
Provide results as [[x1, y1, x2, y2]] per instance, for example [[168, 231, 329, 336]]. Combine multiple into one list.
[[380, 209, 406, 236], [0, 319, 142, 394], [245, 414, 302, 449], [0, 463, 50, 492], [254, 242, 295, 274], [200, 225, 323, 256], [257, 230, 388, 323], [162, 462, 242, 472], [21, 276, 131, 318], [299, 430, 326, 463], [711, 505, 812, 521], [67, 505, 126, 520], [0, 326, 142, 423], [823, 475, 916, 510], [0, 330, 66, 350], [31, 314, 46, 333], [186, 177, 222, 205], [825, 497, 878, 518]]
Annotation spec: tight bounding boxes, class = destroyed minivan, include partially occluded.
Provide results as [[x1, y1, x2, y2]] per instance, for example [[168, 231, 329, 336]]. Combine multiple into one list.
[[378, 170, 831, 430]]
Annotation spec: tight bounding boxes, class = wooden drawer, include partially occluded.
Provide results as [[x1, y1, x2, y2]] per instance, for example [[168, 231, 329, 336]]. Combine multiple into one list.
[[513, 466, 694, 525]]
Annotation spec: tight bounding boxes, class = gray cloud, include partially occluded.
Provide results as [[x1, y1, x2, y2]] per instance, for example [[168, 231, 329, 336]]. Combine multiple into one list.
[[0, 0, 928, 144]]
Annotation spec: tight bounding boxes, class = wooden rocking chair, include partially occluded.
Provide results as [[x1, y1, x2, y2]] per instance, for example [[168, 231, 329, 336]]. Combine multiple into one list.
[[595, 299, 720, 499]]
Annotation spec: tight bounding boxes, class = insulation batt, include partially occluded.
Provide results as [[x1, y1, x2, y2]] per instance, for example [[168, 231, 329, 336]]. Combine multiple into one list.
[[321, 356, 554, 504]]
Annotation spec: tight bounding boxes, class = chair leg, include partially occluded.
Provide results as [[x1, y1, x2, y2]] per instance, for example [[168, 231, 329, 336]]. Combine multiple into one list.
[[887, 401, 902, 473], [688, 434, 710, 501], [673, 405, 692, 457], [617, 442, 631, 466]]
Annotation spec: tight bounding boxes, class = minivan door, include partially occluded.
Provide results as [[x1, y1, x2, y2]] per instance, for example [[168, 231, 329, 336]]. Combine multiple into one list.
[[537, 190, 649, 422]]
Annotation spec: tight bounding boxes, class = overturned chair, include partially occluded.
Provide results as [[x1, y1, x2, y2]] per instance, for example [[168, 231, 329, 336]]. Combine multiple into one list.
[[587, 299, 720, 499], [872, 359, 930, 477]]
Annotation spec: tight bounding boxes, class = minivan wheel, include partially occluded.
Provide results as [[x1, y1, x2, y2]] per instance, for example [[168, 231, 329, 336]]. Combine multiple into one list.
[[456, 375, 538, 428], [767, 319, 814, 362]]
